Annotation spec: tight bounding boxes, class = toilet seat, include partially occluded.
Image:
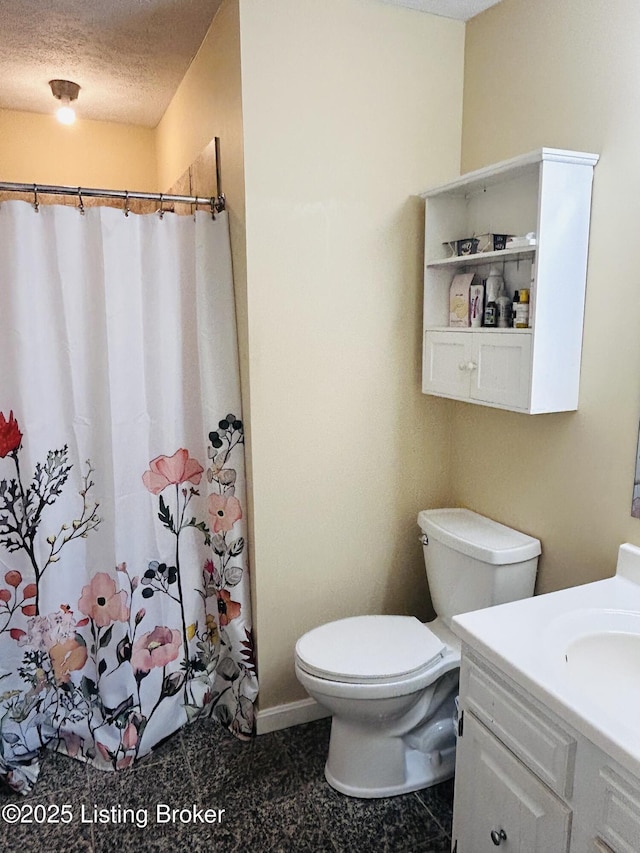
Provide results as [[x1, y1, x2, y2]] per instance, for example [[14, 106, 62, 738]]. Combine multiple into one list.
[[295, 615, 445, 685]]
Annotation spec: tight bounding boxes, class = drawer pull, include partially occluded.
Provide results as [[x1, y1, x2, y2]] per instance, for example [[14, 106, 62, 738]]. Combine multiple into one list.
[[490, 828, 507, 846]]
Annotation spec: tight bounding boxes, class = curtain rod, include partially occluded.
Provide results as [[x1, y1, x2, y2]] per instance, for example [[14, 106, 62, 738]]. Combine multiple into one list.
[[0, 137, 226, 213], [0, 182, 225, 212]]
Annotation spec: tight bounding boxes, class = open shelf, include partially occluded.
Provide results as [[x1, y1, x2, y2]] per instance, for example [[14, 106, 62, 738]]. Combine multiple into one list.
[[426, 246, 536, 269]]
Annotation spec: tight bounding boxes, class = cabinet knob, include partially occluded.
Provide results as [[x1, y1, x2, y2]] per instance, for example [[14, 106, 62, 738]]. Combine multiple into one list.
[[490, 828, 507, 846]]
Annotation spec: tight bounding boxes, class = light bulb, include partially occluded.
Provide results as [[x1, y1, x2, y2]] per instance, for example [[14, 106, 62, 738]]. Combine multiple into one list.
[[56, 97, 76, 125]]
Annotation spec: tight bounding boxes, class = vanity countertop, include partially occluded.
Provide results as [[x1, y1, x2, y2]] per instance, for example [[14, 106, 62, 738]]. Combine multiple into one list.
[[451, 543, 640, 779]]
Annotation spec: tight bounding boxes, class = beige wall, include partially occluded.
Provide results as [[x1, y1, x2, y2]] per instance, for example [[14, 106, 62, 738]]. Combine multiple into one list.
[[154, 0, 248, 410], [0, 108, 157, 190], [454, 0, 640, 592], [155, 0, 243, 205], [239, 0, 464, 708]]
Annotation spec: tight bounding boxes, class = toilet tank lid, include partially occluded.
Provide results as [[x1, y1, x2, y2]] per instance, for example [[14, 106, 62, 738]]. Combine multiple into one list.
[[417, 508, 541, 565]]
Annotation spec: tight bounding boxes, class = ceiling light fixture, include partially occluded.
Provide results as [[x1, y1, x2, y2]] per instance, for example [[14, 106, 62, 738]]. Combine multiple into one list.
[[49, 79, 80, 125]]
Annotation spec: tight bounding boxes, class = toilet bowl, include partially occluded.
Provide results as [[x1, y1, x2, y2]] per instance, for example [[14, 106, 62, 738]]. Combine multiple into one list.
[[295, 508, 541, 798], [295, 614, 461, 797]]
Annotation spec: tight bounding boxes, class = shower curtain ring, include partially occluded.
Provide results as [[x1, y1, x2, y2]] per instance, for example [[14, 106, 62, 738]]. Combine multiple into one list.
[[209, 197, 216, 220], [158, 194, 165, 220], [78, 188, 85, 215], [33, 184, 39, 213], [124, 191, 130, 217]]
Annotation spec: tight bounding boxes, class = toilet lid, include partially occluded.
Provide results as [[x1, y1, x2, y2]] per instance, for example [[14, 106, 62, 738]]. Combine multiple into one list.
[[295, 615, 445, 684]]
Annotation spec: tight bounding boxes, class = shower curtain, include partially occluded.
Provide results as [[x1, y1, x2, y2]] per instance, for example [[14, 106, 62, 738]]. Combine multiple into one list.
[[0, 199, 257, 794]]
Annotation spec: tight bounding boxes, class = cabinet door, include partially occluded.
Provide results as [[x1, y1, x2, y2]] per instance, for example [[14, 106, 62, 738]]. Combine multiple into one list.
[[471, 332, 532, 410], [596, 768, 640, 853], [422, 331, 471, 399], [453, 713, 571, 853]]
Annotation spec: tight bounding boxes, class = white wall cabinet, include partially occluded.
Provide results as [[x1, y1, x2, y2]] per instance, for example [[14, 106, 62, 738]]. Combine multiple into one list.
[[452, 650, 640, 853], [421, 148, 598, 414]]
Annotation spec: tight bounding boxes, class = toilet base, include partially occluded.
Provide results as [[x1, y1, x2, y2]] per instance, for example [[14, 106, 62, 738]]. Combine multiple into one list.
[[325, 743, 455, 798], [322, 685, 458, 798]]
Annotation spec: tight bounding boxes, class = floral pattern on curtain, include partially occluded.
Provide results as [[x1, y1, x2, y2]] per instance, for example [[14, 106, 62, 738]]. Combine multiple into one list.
[[0, 201, 257, 794]]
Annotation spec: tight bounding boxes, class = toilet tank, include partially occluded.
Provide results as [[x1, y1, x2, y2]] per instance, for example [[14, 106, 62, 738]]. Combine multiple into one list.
[[417, 508, 541, 628]]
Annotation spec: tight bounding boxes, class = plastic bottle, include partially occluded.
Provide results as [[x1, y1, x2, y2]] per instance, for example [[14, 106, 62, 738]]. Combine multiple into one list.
[[511, 291, 519, 327], [483, 266, 503, 328], [515, 288, 530, 328], [496, 292, 512, 328]]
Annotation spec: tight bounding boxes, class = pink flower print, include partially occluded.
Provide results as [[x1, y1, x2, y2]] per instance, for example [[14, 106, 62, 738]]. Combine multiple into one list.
[[60, 731, 83, 758], [142, 449, 204, 495], [216, 589, 242, 626], [95, 740, 112, 763], [207, 494, 242, 533], [131, 626, 182, 673], [122, 721, 138, 750], [78, 573, 130, 628]]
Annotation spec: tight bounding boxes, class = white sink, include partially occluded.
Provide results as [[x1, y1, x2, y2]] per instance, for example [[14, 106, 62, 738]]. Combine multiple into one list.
[[546, 609, 640, 718]]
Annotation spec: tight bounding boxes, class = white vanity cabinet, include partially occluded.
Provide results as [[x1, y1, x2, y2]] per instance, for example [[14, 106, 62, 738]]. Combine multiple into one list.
[[421, 148, 598, 413], [452, 649, 640, 853]]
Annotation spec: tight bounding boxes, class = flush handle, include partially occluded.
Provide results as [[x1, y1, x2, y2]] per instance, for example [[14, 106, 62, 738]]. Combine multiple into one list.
[[419, 534, 429, 546], [490, 828, 507, 846]]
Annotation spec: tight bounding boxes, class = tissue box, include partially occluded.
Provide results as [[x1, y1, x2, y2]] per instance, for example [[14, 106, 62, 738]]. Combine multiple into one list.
[[449, 273, 475, 327]]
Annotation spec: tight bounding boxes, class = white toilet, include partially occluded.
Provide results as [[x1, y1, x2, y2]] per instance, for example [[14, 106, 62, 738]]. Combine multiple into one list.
[[294, 508, 541, 798]]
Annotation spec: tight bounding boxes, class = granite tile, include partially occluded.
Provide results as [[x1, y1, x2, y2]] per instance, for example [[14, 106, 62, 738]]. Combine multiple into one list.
[[415, 777, 455, 835], [206, 784, 339, 853], [34, 747, 90, 797], [0, 717, 455, 852], [186, 725, 301, 804], [307, 777, 449, 853], [0, 787, 94, 853], [88, 754, 232, 853], [274, 717, 331, 782]]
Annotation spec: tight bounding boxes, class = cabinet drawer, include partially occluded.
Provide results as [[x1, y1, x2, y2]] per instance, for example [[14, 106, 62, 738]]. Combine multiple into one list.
[[462, 655, 576, 798], [597, 768, 640, 853]]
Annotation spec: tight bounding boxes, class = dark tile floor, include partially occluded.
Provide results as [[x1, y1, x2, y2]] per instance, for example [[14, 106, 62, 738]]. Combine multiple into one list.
[[0, 717, 454, 853]]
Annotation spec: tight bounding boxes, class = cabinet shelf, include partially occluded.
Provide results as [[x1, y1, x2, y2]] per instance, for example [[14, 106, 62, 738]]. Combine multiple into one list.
[[425, 325, 533, 334], [426, 246, 536, 269], [420, 147, 598, 414]]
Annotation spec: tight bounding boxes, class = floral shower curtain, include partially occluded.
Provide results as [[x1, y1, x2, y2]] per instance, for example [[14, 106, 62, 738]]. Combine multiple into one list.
[[0, 199, 257, 794]]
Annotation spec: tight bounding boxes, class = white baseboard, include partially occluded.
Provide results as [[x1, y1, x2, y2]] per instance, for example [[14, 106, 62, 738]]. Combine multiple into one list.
[[255, 697, 329, 735]]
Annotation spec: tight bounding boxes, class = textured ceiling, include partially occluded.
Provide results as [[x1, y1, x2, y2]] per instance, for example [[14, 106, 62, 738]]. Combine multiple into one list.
[[0, 0, 223, 127], [0, 0, 501, 128]]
